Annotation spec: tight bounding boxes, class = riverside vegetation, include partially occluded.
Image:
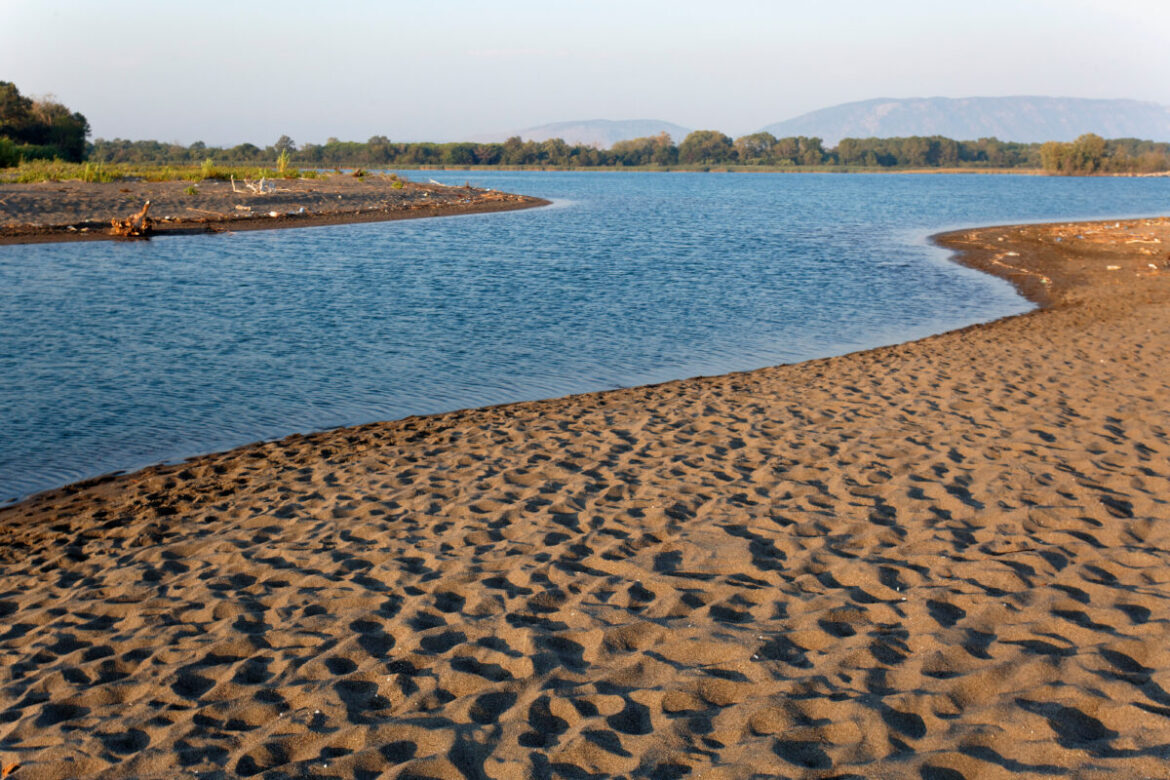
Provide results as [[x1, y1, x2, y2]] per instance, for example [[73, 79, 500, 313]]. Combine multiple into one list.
[[0, 81, 88, 166], [2, 80, 1168, 177], [85, 132, 1170, 175], [0, 159, 324, 185]]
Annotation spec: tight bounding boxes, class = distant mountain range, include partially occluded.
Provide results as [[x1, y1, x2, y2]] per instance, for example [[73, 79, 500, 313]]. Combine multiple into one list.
[[472, 119, 692, 147], [760, 97, 1170, 146], [469, 98, 1170, 150]]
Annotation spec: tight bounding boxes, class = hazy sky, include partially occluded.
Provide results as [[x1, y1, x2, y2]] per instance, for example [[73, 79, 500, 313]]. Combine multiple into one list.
[[4, 0, 1169, 145]]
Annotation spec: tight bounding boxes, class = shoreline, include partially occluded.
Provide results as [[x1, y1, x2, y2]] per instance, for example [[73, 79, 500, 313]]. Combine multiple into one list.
[[0, 197, 550, 246], [382, 165, 1051, 175], [371, 164, 1169, 176], [0, 176, 549, 246], [0, 214, 1143, 507], [2, 216, 1170, 777]]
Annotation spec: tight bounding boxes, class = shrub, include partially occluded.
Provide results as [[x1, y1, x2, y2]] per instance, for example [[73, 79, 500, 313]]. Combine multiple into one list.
[[0, 137, 16, 167], [81, 162, 115, 182]]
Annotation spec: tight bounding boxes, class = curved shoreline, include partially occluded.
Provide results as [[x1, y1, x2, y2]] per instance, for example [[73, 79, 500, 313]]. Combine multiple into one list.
[[2, 216, 1170, 777], [0, 214, 1143, 507], [0, 197, 551, 246], [0, 177, 549, 246]]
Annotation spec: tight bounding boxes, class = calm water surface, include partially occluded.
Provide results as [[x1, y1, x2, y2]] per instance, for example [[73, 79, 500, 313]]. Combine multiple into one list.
[[3, 172, 1169, 501]]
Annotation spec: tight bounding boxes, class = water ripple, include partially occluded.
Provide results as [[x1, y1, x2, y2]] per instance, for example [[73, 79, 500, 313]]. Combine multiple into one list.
[[2, 171, 1169, 501]]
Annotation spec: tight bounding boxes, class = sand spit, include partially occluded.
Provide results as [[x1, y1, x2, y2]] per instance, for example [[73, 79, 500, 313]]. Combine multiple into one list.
[[0, 175, 547, 245], [2, 217, 1170, 778]]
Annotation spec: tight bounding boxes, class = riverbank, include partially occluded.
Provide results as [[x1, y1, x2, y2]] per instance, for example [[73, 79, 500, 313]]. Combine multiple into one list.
[[0, 174, 547, 245], [379, 164, 1049, 174], [1, 216, 1169, 777]]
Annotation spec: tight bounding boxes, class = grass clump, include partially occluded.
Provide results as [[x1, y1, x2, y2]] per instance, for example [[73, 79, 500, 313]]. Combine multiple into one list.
[[0, 160, 322, 184], [82, 162, 114, 182], [2, 160, 120, 183]]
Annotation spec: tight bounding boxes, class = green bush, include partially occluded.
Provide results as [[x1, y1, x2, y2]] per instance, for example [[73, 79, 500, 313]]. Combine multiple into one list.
[[0, 141, 59, 168], [0, 81, 89, 164], [0, 137, 15, 167]]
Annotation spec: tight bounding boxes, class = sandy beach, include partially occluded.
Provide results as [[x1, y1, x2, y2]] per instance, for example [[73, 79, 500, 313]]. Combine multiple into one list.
[[2, 215, 1170, 778], [0, 175, 547, 245]]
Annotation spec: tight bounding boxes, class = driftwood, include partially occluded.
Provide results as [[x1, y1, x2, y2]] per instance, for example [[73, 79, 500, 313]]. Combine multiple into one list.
[[110, 200, 153, 237], [231, 175, 275, 194]]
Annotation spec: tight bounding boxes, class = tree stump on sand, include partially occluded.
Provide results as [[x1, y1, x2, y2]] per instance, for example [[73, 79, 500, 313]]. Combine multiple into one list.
[[110, 200, 154, 237]]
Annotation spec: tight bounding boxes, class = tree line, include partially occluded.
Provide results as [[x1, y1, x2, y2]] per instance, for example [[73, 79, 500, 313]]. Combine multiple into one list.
[[84, 131, 1035, 169], [84, 131, 1170, 174], [0, 81, 90, 166], [2, 80, 1167, 174], [1039, 134, 1170, 175]]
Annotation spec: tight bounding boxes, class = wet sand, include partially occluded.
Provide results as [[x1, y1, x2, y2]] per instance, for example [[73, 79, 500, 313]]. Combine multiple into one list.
[[1, 216, 1170, 778], [0, 175, 546, 245]]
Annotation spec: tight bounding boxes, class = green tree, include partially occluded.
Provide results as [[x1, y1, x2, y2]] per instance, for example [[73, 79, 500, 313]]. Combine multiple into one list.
[[29, 98, 89, 161], [0, 83, 90, 163], [501, 136, 526, 165], [0, 81, 34, 142], [798, 137, 825, 166], [1071, 133, 1107, 173], [540, 138, 571, 166], [473, 144, 502, 165], [772, 136, 799, 164], [977, 137, 1004, 166], [611, 134, 667, 166], [229, 142, 262, 162], [1040, 140, 1071, 173], [402, 143, 438, 164], [678, 130, 733, 164], [649, 132, 678, 166], [366, 135, 392, 164], [901, 136, 930, 167], [733, 132, 776, 164], [932, 137, 960, 167], [443, 142, 476, 166]]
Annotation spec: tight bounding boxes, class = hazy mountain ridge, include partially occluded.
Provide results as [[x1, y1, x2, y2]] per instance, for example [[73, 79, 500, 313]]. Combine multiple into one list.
[[761, 97, 1170, 146], [471, 119, 692, 147], [472, 98, 1170, 151]]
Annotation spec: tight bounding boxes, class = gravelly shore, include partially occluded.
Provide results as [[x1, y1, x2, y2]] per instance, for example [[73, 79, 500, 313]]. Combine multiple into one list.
[[0, 174, 547, 245]]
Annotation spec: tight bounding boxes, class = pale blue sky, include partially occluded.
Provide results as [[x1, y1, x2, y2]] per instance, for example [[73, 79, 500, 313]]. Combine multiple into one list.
[[3, 0, 1168, 145]]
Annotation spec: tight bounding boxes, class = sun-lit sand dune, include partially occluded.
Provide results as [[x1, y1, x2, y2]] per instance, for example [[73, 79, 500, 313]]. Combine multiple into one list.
[[2, 217, 1170, 778]]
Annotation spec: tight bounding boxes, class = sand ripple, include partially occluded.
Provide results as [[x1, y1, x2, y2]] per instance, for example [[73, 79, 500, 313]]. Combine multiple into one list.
[[2, 218, 1170, 777]]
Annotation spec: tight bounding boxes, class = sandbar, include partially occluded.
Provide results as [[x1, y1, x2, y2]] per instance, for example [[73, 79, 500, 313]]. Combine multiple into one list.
[[0, 175, 547, 245]]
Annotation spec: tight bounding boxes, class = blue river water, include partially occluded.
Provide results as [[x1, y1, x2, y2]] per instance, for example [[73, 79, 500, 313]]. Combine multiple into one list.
[[2, 171, 1169, 502]]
